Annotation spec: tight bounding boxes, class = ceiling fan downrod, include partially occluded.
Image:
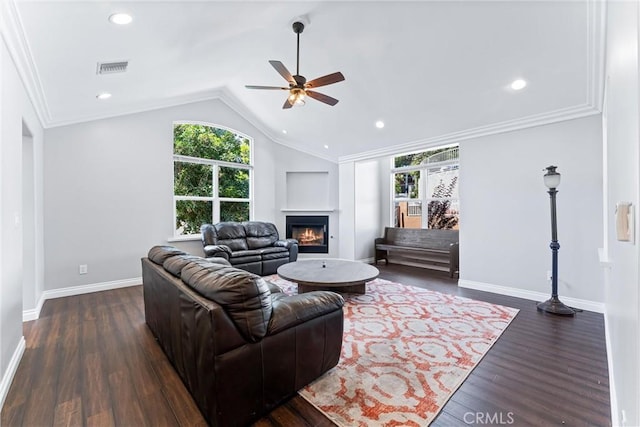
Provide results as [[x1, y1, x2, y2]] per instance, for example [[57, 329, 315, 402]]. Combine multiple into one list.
[[293, 21, 304, 77]]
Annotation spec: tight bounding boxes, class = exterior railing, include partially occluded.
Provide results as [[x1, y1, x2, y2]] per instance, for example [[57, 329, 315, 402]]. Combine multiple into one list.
[[424, 146, 459, 164]]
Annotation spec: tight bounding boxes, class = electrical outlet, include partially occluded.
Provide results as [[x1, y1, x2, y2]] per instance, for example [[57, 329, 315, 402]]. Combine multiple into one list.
[[79, 264, 88, 275], [546, 270, 552, 281]]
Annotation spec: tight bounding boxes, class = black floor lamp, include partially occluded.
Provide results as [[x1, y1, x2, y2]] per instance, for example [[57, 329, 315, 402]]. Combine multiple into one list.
[[537, 166, 576, 316]]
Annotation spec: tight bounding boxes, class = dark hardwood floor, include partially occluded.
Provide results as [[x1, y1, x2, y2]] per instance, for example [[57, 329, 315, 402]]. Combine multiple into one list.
[[1, 264, 611, 426]]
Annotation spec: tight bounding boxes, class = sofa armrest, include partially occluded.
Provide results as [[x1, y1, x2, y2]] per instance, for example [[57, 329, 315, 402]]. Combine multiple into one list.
[[274, 238, 298, 249], [374, 237, 386, 245], [203, 244, 232, 259], [274, 239, 299, 262], [265, 280, 283, 294], [267, 292, 344, 335]]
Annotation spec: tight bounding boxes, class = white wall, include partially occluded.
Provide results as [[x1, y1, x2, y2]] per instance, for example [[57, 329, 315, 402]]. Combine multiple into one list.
[[272, 144, 340, 259], [338, 162, 356, 259], [43, 99, 338, 289], [342, 115, 603, 307], [0, 31, 45, 406], [354, 160, 382, 260], [339, 157, 391, 261], [602, 1, 640, 425], [459, 115, 603, 304], [22, 134, 34, 310]]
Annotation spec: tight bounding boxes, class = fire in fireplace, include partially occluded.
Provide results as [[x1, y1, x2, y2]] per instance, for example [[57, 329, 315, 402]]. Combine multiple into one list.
[[286, 215, 329, 254]]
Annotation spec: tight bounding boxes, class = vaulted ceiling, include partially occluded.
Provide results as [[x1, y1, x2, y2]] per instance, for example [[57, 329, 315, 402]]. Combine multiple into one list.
[[4, 1, 604, 162]]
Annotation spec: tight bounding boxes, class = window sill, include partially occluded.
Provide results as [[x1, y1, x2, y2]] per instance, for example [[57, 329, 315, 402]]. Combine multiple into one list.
[[167, 235, 201, 243]]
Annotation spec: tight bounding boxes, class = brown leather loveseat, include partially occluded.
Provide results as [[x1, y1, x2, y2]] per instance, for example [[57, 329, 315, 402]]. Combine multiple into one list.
[[142, 245, 344, 426], [201, 221, 298, 276]]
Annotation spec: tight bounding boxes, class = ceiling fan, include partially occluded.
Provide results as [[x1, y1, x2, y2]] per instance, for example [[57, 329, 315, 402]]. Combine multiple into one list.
[[245, 21, 345, 109]]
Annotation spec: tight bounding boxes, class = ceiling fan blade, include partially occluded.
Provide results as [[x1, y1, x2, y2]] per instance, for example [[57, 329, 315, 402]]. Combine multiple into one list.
[[306, 90, 339, 106], [245, 85, 289, 90], [305, 72, 345, 89], [282, 97, 294, 109], [269, 60, 295, 85]]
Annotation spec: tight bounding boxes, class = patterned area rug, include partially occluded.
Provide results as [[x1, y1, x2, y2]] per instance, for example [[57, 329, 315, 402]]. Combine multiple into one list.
[[267, 276, 519, 427]]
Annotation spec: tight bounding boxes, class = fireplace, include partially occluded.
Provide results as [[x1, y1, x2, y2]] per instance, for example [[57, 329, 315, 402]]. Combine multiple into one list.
[[286, 215, 329, 254]]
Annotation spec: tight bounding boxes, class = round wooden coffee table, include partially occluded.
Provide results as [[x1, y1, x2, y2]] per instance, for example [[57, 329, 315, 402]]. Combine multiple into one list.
[[277, 259, 379, 294]]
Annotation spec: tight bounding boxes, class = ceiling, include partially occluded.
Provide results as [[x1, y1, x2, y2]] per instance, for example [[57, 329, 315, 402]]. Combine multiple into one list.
[[4, 1, 604, 162]]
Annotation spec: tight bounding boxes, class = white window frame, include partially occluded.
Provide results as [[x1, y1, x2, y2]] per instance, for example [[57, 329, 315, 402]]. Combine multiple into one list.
[[390, 145, 459, 229], [172, 122, 254, 238]]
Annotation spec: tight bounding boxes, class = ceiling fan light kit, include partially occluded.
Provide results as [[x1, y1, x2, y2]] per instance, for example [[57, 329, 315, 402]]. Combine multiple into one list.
[[245, 20, 345, 109]]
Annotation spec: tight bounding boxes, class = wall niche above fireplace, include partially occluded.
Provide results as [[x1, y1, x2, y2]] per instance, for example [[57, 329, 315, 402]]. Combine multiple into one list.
[[286, 215, 329, 254]]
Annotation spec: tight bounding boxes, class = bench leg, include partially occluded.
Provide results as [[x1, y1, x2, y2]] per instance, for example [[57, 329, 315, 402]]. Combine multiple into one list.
[[374, 249, 388, 265]]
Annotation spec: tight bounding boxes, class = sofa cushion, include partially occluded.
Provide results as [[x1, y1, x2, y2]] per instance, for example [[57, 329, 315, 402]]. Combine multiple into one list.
[[148, 245, 187, 265], [229, 255, 262, 265], [181, 262, 272, 342], [214, 222, 248, 251], [243, 221, 279, 249], [163, 255, 230, 277], [260, 247, 290, 260], [229, 249, 262, 258], [228, 249, 262, 265]]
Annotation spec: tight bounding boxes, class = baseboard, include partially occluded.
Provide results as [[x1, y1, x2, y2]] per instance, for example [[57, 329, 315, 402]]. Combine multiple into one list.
[[22, 294, 45, 322], [458, 279, 605, 313], [22, 277, 142, 321], [603, 308, 619, 427], [0, 336, 25, 412]]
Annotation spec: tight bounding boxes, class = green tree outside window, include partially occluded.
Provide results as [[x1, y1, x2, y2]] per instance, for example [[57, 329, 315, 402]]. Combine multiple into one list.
[[173, 123, 252, 235]]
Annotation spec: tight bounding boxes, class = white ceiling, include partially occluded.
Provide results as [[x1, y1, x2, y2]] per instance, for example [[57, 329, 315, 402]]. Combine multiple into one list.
[[5, 1, 604, 162]]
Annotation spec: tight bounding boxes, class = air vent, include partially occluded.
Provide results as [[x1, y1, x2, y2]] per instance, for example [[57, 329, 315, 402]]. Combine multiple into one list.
[[97, 61, 128, 75]]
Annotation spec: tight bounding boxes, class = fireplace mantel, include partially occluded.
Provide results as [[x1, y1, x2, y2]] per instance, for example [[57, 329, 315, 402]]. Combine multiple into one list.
[[281, 208, 335, 212]]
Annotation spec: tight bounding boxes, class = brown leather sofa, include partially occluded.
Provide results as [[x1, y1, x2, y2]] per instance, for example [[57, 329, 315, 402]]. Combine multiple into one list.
[[142, 245, 344, 427], [201, 221, 298, 276]]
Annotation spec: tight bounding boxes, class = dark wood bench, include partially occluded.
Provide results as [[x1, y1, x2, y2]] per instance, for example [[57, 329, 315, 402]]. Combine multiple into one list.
[[374, 227, 459, 277]]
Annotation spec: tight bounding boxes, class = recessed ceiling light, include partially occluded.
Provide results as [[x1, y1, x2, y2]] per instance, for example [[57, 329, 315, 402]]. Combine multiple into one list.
[[96, 92, 112, 100], [510, 79, 527, 91], [282, 129, 287, 134], [324, 145, 329, 149], [109, 13, 133, 25], [375, 120, 385, 129]]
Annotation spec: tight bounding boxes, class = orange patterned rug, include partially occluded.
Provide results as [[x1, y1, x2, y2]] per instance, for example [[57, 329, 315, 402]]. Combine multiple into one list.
[[267, 276, 519, 427]]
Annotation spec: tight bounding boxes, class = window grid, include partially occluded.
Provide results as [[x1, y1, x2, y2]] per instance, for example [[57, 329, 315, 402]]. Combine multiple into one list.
[[391, 146, 459, 230], [173, 123, 253, 236]]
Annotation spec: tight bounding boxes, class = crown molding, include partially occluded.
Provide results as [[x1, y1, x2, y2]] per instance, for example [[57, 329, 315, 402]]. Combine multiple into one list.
[[1, 0, 50, 127], [0, 0, 336, 164], [1, 0, 337, 163], [340, 0, 606, 164], [3, 0, 604, 167], [339, 103, 601, 164], [215, 88, 338, 164], [42, 88, 230, 128]]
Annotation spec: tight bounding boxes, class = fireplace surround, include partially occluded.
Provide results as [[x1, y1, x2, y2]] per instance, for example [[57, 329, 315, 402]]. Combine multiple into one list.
[[286, 215, 329, 254]]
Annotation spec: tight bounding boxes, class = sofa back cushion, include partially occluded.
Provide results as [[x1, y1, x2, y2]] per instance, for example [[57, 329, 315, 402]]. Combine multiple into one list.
[[181, 262, 272, 342], [163, 254, 230, 278], [148, 245, 187, 265], [243, 221, 279, 249], [214, 222, 248, 251]]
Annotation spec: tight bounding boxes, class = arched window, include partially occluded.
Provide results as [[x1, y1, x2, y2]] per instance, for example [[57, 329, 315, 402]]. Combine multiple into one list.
[[173, 122, 253, 236]]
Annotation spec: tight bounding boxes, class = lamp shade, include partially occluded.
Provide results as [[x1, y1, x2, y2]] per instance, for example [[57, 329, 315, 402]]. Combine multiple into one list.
[[543, 166, 561, 189]]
